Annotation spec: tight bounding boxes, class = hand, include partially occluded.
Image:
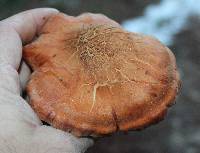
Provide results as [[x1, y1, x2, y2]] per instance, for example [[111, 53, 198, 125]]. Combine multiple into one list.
[[0, 8, 93, 153]]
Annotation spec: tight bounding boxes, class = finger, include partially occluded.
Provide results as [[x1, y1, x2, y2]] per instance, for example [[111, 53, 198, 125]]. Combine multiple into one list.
[[0, 65, 20, 94], [0, 25, 21, 93], [0, 83, 92, 153], [0, 25, 22, 69], [31, 126, 93, 153], [0, 85, 93, 153], [0, 8, 59, 94], [1, 8, 59, 43], [19, 61, 31, 92], [0, 89, 41, 127]]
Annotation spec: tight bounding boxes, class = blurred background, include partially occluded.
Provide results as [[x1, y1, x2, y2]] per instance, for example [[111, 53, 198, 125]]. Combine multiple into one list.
[[0, 0, 200, 153]]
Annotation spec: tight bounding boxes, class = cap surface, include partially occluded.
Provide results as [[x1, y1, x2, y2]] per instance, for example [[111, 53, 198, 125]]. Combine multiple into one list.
[[23, 13, 180, 136]]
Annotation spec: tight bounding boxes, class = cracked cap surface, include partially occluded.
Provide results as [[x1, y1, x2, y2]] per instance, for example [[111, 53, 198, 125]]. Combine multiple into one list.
[[23, 13, 180, 137]]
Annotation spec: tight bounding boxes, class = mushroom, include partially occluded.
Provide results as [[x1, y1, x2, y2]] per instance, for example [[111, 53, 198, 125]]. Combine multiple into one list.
[[23, 13, 180, 137]]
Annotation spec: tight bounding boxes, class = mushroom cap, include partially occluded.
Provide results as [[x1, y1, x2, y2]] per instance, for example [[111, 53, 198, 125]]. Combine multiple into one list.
[[23, 13, 180, 137]]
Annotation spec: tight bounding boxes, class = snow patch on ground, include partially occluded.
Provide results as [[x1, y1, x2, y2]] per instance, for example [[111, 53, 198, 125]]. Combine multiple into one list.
[[122, 0, 200, 45]]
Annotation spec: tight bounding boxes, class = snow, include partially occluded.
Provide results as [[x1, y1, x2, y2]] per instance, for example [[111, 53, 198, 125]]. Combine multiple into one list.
[[122, 0, 200, 45]]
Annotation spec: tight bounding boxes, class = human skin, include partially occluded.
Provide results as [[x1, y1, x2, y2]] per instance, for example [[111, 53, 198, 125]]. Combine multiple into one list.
[[0, 8, 93, 153]]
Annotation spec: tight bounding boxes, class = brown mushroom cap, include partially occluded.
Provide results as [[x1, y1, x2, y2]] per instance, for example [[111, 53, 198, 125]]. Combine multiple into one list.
[[23, 13, 180, 137]]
